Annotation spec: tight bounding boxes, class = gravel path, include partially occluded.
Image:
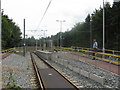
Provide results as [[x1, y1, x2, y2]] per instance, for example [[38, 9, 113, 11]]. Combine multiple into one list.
[[2, 52, 34, 89]]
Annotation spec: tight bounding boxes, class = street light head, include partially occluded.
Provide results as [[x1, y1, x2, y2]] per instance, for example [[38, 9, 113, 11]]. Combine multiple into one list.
[[41, 30, 47, 31], [56, 20, 59, 22], [56, 20, 66, 22], [63, 20, 66, 22]]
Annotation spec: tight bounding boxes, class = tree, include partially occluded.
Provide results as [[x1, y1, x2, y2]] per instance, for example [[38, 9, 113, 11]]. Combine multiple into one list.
[[2, 14, 22, 49], [46, 2, 120, 50]]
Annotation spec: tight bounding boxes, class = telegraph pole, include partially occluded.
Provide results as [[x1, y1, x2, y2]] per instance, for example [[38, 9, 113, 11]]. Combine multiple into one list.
[[56, 20, 66, 48], [0, 1, 2, 89], [23, 19, 25, 56], [103, 0, 105, 58], [41, 30, 47, 50], [90, 15, 92, 48], [0, 1, 1, 55], [36, 39, 37, 50], [103, 0, 105, 52]]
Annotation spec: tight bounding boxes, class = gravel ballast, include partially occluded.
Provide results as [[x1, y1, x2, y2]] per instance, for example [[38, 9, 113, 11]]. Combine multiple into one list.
[[57, 52, 120, 88], [39, 51, 120, 89], [2, 52, 34, 88], [2, 51, 119, 89]]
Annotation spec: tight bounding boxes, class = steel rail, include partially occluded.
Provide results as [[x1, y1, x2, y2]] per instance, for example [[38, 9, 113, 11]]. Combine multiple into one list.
[[34, 51, 79, 89], [30, 52, 44, 90]]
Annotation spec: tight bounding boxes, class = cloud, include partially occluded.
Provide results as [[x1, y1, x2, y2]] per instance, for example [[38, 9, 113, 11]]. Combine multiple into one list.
[[2, 0, 113, 38]]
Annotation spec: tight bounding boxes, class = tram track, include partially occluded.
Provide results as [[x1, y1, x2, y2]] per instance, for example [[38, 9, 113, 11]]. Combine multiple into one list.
[[31, 50, 119, 89], [30, 52, 79, 89], [30, 52, 44, 89]]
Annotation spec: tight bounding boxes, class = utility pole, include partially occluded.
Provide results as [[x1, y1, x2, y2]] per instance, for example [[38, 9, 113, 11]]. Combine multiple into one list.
[[23, 19, 25, 56], [36, 39, 37, 50], [103, 0, 105, 52], [38, 35, 42, 50], [41, 30, 47, 51], [25, 35, 28, 53], [56, 20, 66, 48], [103, 0, 105, 58], [0, 1, 1, 55], [90, 15, 92, 48], [0, 1, 2, 89]]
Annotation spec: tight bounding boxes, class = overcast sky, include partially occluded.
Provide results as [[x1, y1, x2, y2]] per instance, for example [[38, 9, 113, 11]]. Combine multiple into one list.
[[1, 0, 113, 39]]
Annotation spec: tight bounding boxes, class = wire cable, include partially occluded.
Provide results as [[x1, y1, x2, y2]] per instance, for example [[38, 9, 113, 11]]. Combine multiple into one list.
[[36, 0, 52, 30]]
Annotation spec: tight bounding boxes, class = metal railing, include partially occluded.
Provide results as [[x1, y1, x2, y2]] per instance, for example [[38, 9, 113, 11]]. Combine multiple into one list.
[[57, 47, 120, 65], [2, 48, 14, 54]]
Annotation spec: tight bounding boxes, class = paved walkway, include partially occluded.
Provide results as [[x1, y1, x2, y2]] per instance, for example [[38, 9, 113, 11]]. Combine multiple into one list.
[[1, 53, 11, 59]]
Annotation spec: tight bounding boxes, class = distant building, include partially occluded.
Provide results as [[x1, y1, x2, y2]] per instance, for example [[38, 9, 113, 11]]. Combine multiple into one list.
[[114, 0, 120, 2]]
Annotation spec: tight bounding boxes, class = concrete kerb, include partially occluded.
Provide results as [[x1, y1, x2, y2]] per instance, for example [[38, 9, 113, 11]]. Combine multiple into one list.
[[64, 60, 68, 68], [73, 67, 80, 74], [77, 68, 105, 85], [47, 52, 106, 86], [54, 56, 105, 86], [89, 73, 105, 85], [67, 61, 105, 85], [68, 64, 73, 70], [61, 59, 64, 65], [80, 70, 89, 78]]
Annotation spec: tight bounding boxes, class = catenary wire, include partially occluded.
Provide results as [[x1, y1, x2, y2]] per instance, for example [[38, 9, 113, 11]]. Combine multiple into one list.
[[36, 0, 53, 30]]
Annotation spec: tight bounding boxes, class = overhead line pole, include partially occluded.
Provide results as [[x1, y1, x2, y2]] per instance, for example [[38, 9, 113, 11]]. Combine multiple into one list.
[[56, 20, 66, 49], [90, 15, 92, 48], [0, 1, 1, 55], [0, 1, 2, 89], [60, 21, 62, 48], [41, 30, 47, 51], [23, 19, 25, 56], [103, 0, 105, 54], [36, 39, 38, 50]]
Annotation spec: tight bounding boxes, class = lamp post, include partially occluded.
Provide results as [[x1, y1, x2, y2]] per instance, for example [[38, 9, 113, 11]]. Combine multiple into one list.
[[23, 19, 25, 56], [0, 8, 1, 87], [90, 15, 93, 48], [26, 29, 37, 50], [103, 0, 105, 55], [56, 20, 66, 48], [41, 30, 47, 50], [25, 35, 28, 52], [36, 39, 38, 50], [0, 3, 2, 66], [38, 35, 42, 50], [36, 35, 44, 50]]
